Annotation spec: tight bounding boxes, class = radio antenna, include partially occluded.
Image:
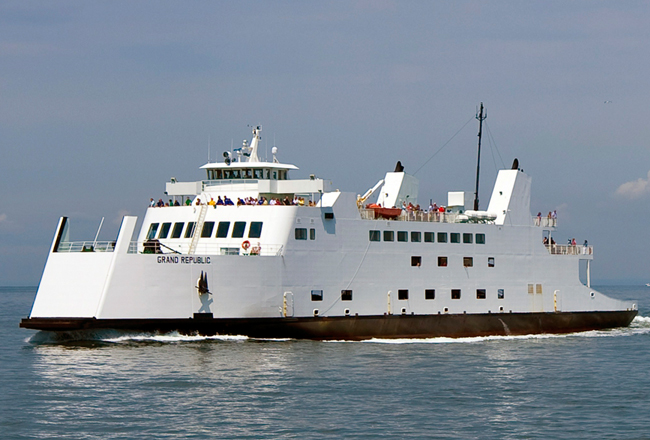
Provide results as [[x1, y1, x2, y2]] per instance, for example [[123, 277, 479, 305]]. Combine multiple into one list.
[[474, 102, 487, 211]]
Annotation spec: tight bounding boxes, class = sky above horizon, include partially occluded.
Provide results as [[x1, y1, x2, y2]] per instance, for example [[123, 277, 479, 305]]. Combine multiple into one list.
[[1, 1, 650, 285]]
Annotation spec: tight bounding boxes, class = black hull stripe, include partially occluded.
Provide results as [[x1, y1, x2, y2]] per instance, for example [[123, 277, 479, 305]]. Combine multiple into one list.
[[20, 311, 638, 341]]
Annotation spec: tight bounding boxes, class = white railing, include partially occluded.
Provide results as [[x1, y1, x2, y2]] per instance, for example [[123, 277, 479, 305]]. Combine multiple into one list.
[[359, 209, 463, 224], [56, 241, 116, 253], [533, 217, 558, 227], [128, 241, 284, 257], [546, 244, 592, 256]]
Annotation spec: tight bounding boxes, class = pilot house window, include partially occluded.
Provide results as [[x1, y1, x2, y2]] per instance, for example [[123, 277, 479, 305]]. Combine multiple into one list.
[[201, 222, 215, 238], [171, 222, 184, 239], [216, 222, 230, 238], [232, 222, 246, 238], [248, 222, 263, 239], [159, 222, 172, 239], [146, 223, 159, 240], [184, 222, 196, 238]]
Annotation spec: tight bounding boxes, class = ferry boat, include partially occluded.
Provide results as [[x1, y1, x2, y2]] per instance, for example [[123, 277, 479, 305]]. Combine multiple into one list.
[[20, 121, 637, 340]]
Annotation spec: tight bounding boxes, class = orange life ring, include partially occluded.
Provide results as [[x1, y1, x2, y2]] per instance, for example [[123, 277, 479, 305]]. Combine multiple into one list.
[[242, 240, 251, 250]]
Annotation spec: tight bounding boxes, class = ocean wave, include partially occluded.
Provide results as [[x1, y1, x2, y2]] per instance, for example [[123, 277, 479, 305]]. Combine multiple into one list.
[[632, 315, 650, 326], [103, 332, 250, 343]]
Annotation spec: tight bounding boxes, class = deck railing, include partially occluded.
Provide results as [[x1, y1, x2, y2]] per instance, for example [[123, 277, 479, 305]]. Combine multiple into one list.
[[359, 209, 464, 223], [546, 244, 592, 255], [56, 241, 116, 253], [128, 241, 284, 257], [534, 217, 558, 227]]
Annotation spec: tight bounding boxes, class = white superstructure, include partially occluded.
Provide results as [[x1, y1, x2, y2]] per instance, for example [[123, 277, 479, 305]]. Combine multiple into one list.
[[21, 125, 637, 339]]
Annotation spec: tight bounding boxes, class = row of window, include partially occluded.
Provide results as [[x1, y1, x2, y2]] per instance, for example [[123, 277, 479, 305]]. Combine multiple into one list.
[[411, 256, 496, 267], [310, 288, 506, 301], [295, 228, 316, 240], [369, 231, 486, 244], [147, 221, 263, 240], [206, 168, 288, 180]]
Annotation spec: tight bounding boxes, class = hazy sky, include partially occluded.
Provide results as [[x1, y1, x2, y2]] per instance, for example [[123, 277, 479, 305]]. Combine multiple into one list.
[[2, 1, 650, 285]]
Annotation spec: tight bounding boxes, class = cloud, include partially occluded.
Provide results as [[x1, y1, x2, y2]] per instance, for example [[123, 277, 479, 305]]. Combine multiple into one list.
[[0, 214, 7, 223], [616, 171, 650, 199]]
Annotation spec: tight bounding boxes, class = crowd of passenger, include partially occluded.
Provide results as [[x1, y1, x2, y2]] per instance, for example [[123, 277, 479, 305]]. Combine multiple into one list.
[[149, 195, 317, 207]]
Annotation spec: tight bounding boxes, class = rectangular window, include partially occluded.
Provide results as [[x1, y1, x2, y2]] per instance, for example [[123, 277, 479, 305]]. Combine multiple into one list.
[[463, 233, 473, 244], [397, 231, 408, 242], [411, 256, 422, 267], [450, 233, 460, 243], [295, 228, 307, 240], [184, 222, 196, 238], [438, 256, 448, 267], [216, 222, 230, 238], [498, 289, 505, 299], [310, 228, 316, 240], [369, 230, 380, 242], [248, 222, 263, 238], [488, 257, 495, 267], [383, 230, 394, 242], [424, 232, 435, 243], [476, 233, 486, 244], [536, 284, 543, 294], [311, 290, 323, 301], [232, 221, 246, 238], [146, 223, 159, 240], [476, 289, 486, 299], [341, 290, 352, 301], [159, 222, 172, 239], [528, 284, 534, 294], [411, 231, 421, 242], [398, 289, 409, 300], [425, 289, 435, 300], [201, 221, 215, 238], [171, 222, 184, 239], [451, 289, 461, 299], [463, 257, 473, 267], [437, 232, 448, 243]]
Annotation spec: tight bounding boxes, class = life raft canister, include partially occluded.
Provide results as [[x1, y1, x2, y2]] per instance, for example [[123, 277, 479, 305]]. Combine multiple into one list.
[[242, 240, 251, 250]]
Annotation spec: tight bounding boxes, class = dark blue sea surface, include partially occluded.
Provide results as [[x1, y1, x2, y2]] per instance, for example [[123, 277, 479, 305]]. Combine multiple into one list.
[[1, 286, 649, 439]]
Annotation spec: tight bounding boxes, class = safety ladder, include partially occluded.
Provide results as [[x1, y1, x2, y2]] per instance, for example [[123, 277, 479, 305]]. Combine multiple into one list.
[[188, 204, 208, 254]]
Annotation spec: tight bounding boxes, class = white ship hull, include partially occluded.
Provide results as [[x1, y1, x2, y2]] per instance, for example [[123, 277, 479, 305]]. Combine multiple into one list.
[[21, 126, 637, 339]]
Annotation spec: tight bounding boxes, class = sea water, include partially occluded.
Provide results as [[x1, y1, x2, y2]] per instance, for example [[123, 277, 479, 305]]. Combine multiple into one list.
[[1, 286, 649, 439]]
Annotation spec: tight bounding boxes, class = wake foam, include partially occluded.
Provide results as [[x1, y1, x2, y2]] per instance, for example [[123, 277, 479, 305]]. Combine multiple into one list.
[[28, 315, 650, 345]]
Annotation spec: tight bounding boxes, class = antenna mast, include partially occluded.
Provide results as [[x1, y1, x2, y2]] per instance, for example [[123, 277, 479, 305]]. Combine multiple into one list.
[[474, 102, 487, 211]]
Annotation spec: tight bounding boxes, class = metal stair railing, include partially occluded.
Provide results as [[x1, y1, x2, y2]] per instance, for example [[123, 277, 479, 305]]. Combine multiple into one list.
[[188, 204, 208, 254]]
